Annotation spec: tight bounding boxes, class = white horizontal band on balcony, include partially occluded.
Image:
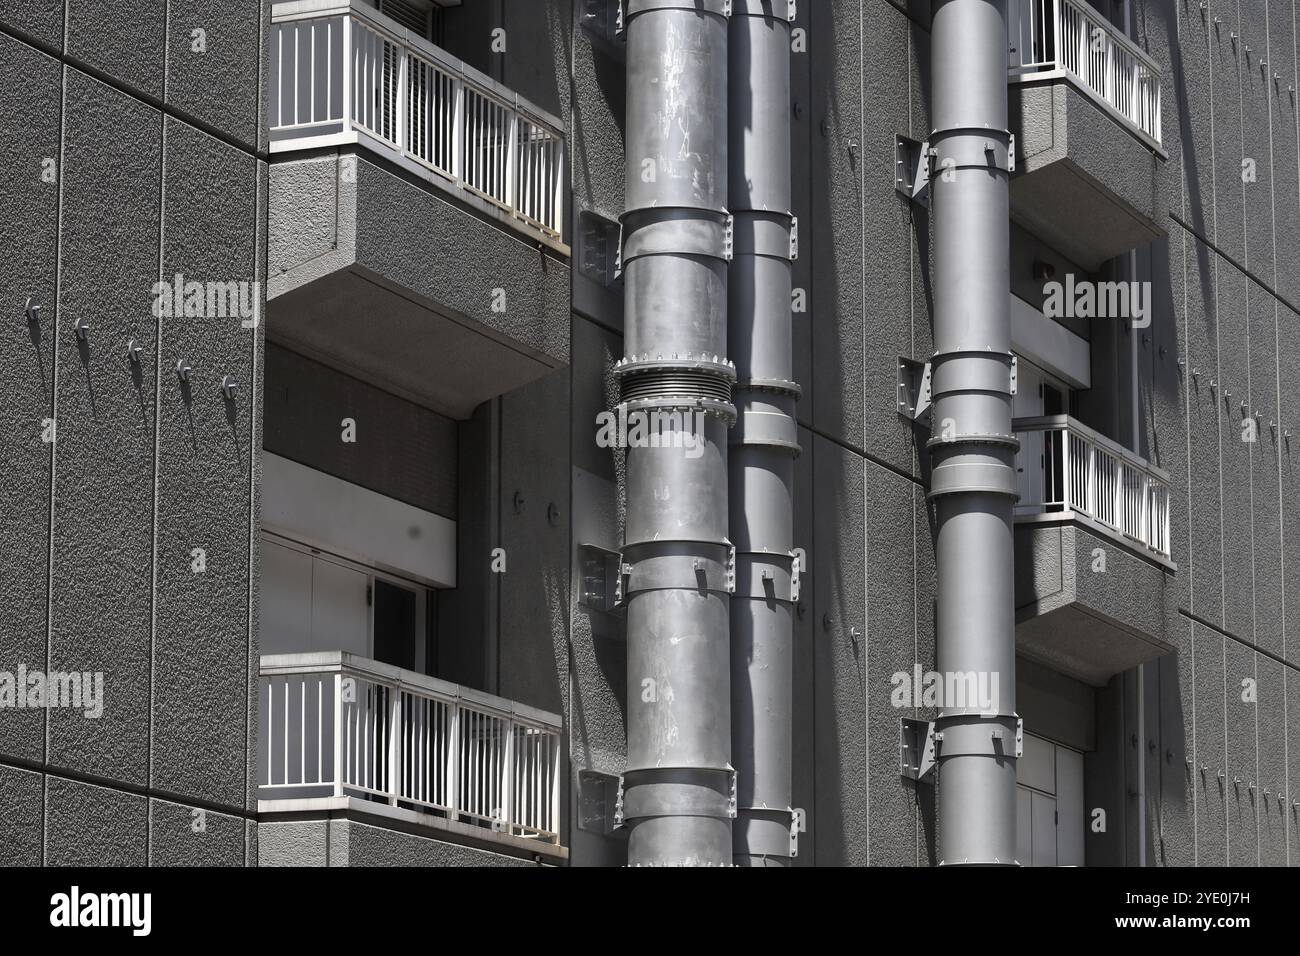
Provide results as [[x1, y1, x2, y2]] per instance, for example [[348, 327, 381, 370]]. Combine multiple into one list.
[[262, 452, 456, 587], [1011, 293, 1091, 389]]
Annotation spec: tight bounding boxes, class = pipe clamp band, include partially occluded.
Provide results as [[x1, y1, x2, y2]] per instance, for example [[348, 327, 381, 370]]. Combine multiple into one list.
[[930, 350, 1015, 396], [624, 0, 731, 19], [928, 460, 1020, 499], [730, 406, 800, 452], [730, 210, 797, 260], [929, 126, 1014, 174], [621, 209, 734, 264], [934, 715, 1022, 758], [732, 551, 797, 601]]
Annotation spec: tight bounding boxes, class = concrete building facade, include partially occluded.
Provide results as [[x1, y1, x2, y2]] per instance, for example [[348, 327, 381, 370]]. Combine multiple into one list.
[[0, 0, 1298, 867]]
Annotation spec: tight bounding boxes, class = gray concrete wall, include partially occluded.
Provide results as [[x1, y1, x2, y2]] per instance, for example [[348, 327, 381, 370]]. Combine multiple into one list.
[[6, 0, 1300, 870], [258, 815, 544, 866], [0, 3, 266, 864], [263, 343, 459, 519]]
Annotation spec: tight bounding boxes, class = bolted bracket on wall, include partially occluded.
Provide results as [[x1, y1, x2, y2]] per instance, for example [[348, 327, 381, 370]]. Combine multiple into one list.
[[897, 357, 932, 425], [584, 0, 627, 57], [789, 807, 807, 857], [895, 135, 932, 208], [613, 774, 626, 828], [577, 543, 626, 617], [790, 547, 805, 603], [900, 715, 1023, 783], [900, 717, 939, 782], [789, 215, 799, 260], [577, 769, 626, 836], [725, 541, 737, 594]]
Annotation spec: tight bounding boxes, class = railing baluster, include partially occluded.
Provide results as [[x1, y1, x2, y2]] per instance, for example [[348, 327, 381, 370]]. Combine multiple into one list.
[[448, 702, 460, 821], [389, 686, 402, 805]]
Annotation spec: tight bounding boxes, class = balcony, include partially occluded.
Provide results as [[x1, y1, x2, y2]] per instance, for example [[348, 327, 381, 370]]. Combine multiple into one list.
[[1009, 0, 1161, 148], [269, 0, 564, 245], [258, 652, 564, 855], [1014, 414, 1171, 562], [1013, 416, 1174, 687], [265, 1, 571, 422], [1005, 0, 1166, 270]]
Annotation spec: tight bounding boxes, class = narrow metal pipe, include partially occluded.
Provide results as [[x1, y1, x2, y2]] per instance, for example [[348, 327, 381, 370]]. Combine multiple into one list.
[[619, 0, 734, 866], [727, 0, 799, 867], [929, 0, 1020, 866]]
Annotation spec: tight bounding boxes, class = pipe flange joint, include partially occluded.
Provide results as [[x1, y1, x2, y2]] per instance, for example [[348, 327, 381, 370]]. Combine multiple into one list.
[[925, 431, 1019, 451], [735, 376, 802, 399], [615, 353, 737, 381], [616, 353, 737, 420]]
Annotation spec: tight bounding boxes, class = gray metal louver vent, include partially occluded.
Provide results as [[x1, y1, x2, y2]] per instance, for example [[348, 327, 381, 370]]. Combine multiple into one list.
[[379, 0, 433, 39]]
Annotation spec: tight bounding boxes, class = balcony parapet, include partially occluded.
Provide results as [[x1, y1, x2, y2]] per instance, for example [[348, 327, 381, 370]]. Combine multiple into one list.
[[258, 651, 563, 846], [1014, 414, 1173, 566], [269, 0, 565, 246]]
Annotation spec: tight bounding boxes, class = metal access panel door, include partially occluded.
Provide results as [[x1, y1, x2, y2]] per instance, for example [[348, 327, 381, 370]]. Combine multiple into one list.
[[1012, 358, 1047, 509], [1056, 746, 1085, 866], [1031, 792, 1058, 867]]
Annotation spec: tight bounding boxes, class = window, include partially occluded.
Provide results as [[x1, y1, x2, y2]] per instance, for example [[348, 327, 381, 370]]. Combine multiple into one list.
[[1013, 355, 1072, 514], [376, 0, 441, 43], [260, 531, 435, 675], [1085, 0, 1130, 35]]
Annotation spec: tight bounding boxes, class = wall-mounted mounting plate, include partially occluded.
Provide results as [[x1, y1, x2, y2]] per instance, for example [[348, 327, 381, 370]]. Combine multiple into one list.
[[578, 769, 626, 836], [897, 357, 932, 425], [895, 135, 931, 208], [578, 543, 625, 617], [900, 717, 938, 782]]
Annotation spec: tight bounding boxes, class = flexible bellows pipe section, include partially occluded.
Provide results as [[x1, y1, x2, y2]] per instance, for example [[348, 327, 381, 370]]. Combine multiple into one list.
[[929, 0, 1020, 865], [727, 0, 799, 867], [619, 0, 734, 866]]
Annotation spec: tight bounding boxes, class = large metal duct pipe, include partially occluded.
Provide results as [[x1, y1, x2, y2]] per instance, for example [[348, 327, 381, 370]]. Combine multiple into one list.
[[727, 0, 799, 867], [929, 0, 1019, 865], [618, 0, 734, 866]]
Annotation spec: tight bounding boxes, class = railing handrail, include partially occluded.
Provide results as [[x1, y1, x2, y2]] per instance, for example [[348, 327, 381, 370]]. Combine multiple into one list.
[[1012, 413, 1172, 561], [1008, 0, 1162, 147], [270, 0, 564, 136], [1057, 0, 1160, 73], [259, 651, 563, 730], [1013, 414, 1171, 484]]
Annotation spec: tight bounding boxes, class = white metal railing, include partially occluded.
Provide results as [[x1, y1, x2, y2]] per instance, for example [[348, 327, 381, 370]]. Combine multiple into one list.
[[1014, 415, 1171, 560], [269, 1, 565, 241], [1008, 0, 1162, 146], [258, 652, 563, 844]]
